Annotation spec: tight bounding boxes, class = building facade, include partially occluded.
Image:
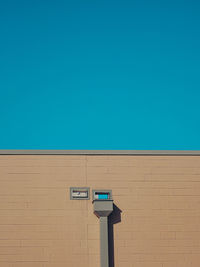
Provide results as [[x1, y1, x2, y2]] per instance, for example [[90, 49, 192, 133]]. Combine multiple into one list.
[[0, 150, 200, 267]]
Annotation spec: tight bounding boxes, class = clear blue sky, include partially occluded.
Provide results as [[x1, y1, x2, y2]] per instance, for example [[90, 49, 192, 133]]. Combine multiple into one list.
[[0, 0, 200, 149]]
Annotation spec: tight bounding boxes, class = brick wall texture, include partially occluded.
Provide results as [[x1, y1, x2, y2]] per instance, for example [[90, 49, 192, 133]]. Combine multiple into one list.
[[0, 155, 200, 267]]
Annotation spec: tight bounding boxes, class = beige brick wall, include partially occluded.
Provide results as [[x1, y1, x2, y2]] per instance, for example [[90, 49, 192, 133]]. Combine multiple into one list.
[[0, 155, 200, 267]]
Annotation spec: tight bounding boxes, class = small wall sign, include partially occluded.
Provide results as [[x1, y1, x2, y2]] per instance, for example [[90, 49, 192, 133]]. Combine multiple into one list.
[[70, 187, 90, 200]]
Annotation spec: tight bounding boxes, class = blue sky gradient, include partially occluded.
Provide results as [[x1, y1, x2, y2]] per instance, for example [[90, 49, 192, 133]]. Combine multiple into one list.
[[0, 0, 200, 149]]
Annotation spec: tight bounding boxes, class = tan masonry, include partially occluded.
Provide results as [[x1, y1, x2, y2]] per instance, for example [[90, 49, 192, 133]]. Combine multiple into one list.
[[0, 153, 200, 267]]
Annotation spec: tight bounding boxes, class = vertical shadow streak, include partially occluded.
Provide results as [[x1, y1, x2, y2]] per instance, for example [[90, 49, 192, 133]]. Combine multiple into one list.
[[108, 204, 122, 267]]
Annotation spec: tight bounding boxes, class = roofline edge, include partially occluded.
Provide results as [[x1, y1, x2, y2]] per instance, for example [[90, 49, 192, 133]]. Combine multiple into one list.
[[0, 150, 200, 155]]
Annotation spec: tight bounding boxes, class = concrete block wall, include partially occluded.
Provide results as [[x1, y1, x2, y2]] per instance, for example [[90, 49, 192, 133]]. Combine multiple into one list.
[[0, 155, 200, 266]]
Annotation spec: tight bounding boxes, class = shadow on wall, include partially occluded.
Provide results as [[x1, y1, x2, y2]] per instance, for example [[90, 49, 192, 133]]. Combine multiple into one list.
[[108, 204, 122, 267]]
